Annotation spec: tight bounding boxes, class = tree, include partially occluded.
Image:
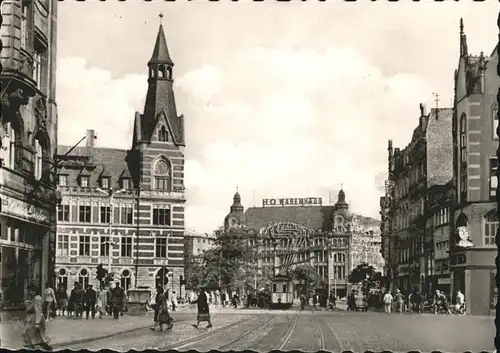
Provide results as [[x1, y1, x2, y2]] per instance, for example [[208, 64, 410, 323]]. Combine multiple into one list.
[[290, 264, 326, 296], [348, 262, 382, 294]]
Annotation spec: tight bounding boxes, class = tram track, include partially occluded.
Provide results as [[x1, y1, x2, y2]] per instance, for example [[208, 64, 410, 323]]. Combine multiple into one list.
[[277, 310, 300, 350], [164, 314, 272, 351]]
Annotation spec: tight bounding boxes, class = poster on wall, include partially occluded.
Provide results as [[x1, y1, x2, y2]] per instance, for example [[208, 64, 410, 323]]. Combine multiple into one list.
[[491, 269, 498, 310]]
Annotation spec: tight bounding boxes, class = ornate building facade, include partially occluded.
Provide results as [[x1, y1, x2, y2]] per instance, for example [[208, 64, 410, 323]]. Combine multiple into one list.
[[223, 189, 382, 298], [0, 0, 59, 309], [384, 104, 453, 294], [54, 23, 187, 293], [450, 19, 499, 315]]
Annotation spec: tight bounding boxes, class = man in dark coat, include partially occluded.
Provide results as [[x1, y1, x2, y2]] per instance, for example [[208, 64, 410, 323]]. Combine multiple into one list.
[[70, 283, 84, 319], [110, 282, 125, 319], [84, 284, 97, 319], [192, 288, 212, 328], [347, 291, 356, 311]]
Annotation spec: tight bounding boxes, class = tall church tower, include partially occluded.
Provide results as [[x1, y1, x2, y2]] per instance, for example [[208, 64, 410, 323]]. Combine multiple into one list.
[[224, 188, 246, 230], [128, 16, 187, 289]]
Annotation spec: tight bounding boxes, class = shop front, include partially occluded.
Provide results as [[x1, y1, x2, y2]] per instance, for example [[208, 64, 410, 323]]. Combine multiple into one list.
[[0, 195, 51, 309]]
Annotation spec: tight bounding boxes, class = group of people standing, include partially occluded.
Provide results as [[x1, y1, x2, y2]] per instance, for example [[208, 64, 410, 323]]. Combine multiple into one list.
[[382, 288, 466, 314], [43, 281, 127, 320]]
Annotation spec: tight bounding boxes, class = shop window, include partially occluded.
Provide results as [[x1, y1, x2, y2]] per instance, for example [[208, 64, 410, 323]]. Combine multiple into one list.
[[79, 205, 91, 223], [152, 207, 171, 226], [57, 235, 69, 256], [484, 210, 498, 246], [57, 205, 69, 222], [58, 175, 68, 186], [120, 269, 131, 291], [100, 206, 110, 224], [121, 236, 132, 257], [78, 268, 89, 289], [155, 237, 167, 258], [79, 235, 90, 256], [121, 205, 133, 224]]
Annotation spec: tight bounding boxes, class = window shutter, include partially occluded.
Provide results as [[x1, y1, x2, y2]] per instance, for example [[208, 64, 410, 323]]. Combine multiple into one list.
[[114, 207, 120, 224], [92, 206, 99, 223], [72, 205, 78, 222]]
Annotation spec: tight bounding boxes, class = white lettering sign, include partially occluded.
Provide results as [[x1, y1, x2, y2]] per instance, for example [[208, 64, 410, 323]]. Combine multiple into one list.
[[262, 197, 323, 207], [1, 197, 49, 223]]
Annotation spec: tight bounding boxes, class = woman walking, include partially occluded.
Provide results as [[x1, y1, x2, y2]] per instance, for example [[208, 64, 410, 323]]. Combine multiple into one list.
[[192, 287, 212, 329], [22, 284, 53, 350], [150, 287, 173, 331]]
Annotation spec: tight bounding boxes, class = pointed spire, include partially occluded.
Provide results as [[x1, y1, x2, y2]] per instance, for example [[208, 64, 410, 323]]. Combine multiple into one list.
[[460, 17, 468, 57], [335, 185, 348, 210], [231, 188, 244, 213], [149, 14, 174, 66]]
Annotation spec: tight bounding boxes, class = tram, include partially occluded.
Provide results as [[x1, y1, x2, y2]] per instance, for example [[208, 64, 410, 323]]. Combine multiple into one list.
[[270, 274, 294, 309]]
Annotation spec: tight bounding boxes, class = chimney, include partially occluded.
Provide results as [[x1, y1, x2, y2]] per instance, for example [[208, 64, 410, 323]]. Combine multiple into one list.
[[86, 129, 96, 148]]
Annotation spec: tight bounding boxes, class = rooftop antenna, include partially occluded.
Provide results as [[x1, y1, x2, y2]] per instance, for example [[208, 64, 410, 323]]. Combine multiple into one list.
[[432, 92, 440, 119]]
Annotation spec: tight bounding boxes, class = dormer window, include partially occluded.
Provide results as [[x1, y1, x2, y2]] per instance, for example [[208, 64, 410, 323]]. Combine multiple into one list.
[[79, 175, 89, 187], [122, 178, 131, 189], [101, 177, 110, 189], [158, 126, 168, 142], [57, 174, 68, 186]]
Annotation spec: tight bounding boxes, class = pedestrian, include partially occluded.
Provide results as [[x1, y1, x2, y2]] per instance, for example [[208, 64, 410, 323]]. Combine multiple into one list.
[[394, 289, 404, 314], [110, 282, 125, 320], [151, 287, 173, 331], [84, 284, 97, 319], [69, 282, 83, 319], [192, 287, 213, 329], [312, 293, 317, 308], [106, 284, 113, 316], [455, 290, 465, 314], [347, 291, 355, 311], [95, 285, 107, 319], [329, 291, 336, 309], [383, 291, 393, 313], [171, 291, 178, 311], [56, 284, 68, 317], [220, 291, 226, 307], [67, 283, 76, 319], [43, 282, 56, 322], [22, 284, 53, 351]]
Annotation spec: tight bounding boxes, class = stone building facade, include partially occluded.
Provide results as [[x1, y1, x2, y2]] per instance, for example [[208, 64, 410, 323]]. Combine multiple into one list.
[[385, 105, 453, 293], [223, 189, 382, 299], [54, 24, 187, 293], [450, 19, 499, 315], [0, 0, 59, 309]]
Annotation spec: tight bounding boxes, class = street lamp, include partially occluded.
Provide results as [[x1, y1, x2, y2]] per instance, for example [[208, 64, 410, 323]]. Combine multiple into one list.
[[272, 240, 278, 276], [96, 187, 125, 273]]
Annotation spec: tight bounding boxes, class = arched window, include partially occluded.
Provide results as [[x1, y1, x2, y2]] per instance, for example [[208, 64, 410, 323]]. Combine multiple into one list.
[[153, 157, 171, 191], [493, 103, 498, 140], [159, 65, 166, 78], [78, 268, 90, 289], [34, 139, 42, 180], [460, 113, 467, 164], [57, 268, 68, 290], [484, 210, 498, 246], [120, 269, 132, 291], [158, 126, 168, 142]]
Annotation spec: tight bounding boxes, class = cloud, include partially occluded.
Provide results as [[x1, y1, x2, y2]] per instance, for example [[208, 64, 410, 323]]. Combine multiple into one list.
[[57, 44, 430, 233]]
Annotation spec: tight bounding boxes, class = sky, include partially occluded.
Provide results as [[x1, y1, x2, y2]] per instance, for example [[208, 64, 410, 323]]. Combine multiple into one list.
[[56, 0, 500, 234]]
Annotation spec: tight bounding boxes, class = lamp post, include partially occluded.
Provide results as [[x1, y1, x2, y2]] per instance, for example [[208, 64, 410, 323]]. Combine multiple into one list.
[[96, 188, 125, 273], [272, 240, 278, 276]]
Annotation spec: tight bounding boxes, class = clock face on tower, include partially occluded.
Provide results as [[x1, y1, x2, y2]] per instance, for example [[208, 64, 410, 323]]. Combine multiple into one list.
[[229, 218, 238, 228]]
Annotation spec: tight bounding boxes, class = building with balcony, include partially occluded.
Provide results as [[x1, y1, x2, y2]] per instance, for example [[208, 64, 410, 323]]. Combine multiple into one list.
[[449, 19, 499, 315], [54, 23, 187, 293], [386, 104, 453, 294], [223, 189, 382, 298], [0, 0, 59, 309]]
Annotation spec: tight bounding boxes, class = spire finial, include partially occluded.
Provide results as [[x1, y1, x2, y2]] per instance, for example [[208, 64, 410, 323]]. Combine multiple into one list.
[[236, 185, 239, 193], [159, 12, 164, 24], [460, 18, 464, 35], [341, 183, 343, 190]]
